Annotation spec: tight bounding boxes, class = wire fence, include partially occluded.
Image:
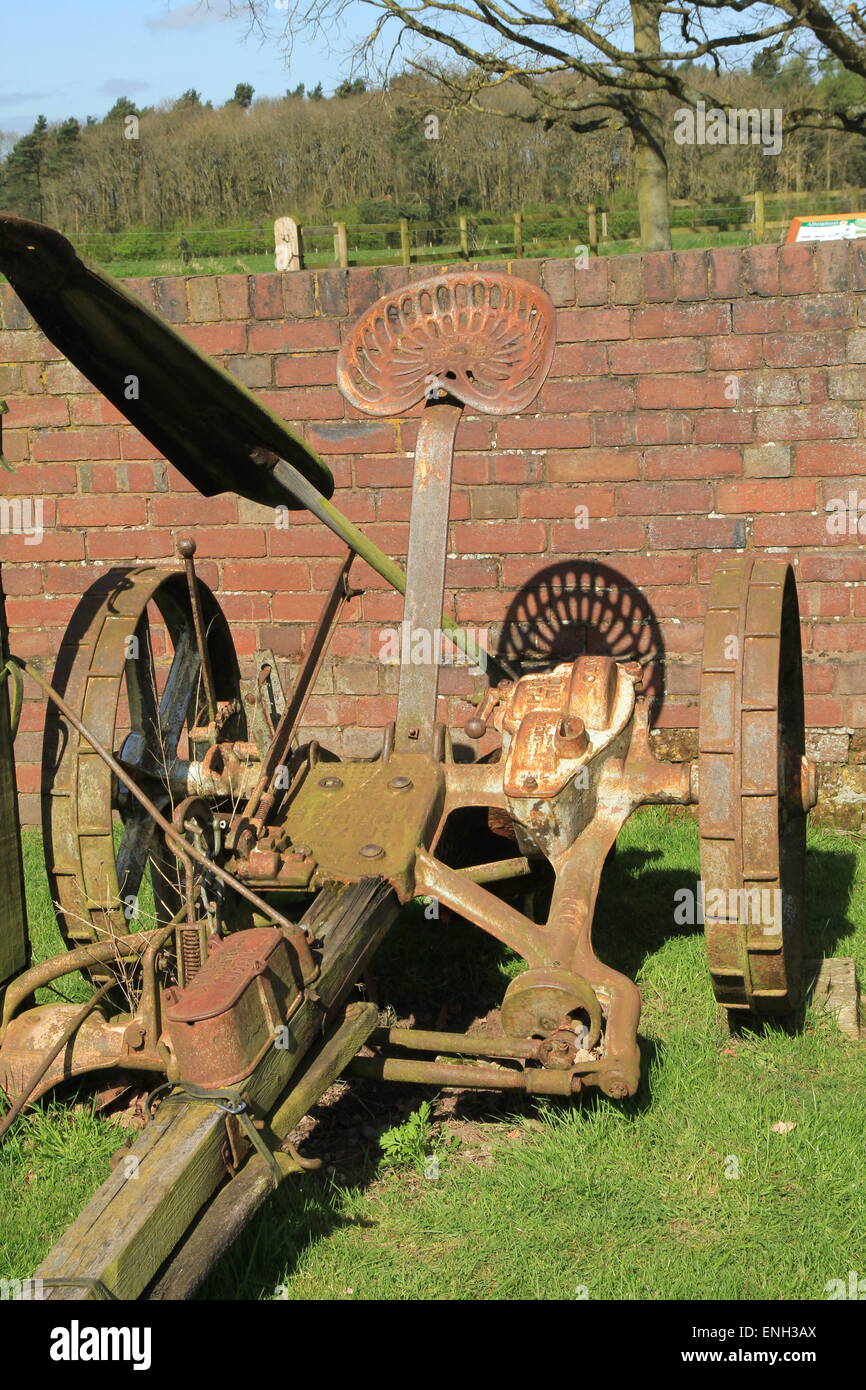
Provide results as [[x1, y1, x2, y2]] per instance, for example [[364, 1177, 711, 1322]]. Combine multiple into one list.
[[58, 188, 866, 269]]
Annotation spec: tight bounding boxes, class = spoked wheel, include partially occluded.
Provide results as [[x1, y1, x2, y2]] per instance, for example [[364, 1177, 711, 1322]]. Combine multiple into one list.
[[699, 558, 817, 1016], [43, 568, 245, 951]]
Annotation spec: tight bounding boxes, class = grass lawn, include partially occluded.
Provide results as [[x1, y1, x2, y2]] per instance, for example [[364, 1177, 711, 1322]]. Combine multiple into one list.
[[2, 807, 864, 1300], [73, 229, 755, 281]]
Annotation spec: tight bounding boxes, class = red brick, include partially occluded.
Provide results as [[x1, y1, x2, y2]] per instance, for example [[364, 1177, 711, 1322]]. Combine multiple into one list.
[[636, 375, 730, 409], [248, 320, 339, 353], [497, 416, 590, 449], [676, 251, 708, 301], [1, 531, 84, 561], [217, 276, 250, 320], [814, 242, 850, 294], [745, 245, 780, 297], [732, 299, 782, 334], [574, 260, 609, 307], [609, 257, 642, 306], [275, 354, 339, 387], [493, 454, 539, 484], [0, 430, 28, 463], [0, 330, 62, 362], [550, 518, 645, 551], [798, 553, 866, 581], [752, 514, 836, 546], [608, 339, 706, 375], [618, 481, 712, 515], [6, 595, 79, 627], [542, 260, 576, 307], [633, 303, 730, 338], [594, 414, 635, 446], [767, 329, 845, 364], [716, 479, 816, 513], [185, 276, 220, 322], [181, 322, 246, 354], [778, 243, 816, 295], [812, 623, 866, 653], [259, 387, 344, 421], [347, 268, 380, 317], [539, 379, 634, 413], [781, 295, 853, 334], [120, 430, 163, 460], [251, 274, 283, 320], [634, 412, 693, 445], [222, 559, 309, 590], [0, 462, 77, 494], [649, 517, 745, 550], [708, 248, 743, 300], [519, 485, 615, 518], [755, 405, 857, 441], [706, 336, 762, 370], [32, 428, 119, 462], [794, 441, 866, 475], [546, 450, 640, 482], [642, 253, 675, 303], [354, 455, 413, 487], [86, 531, 173, 560], [556, 308, 630, 342], [452, 521, 547, 554], [550, 343, 608, 376], [3, 396, 69, 428], [150, 494, 236, 526], [183, 528, 267, 557], [693, 411, 753, 444], [154, 278, 187, 324], [57, 496, 146, 527]]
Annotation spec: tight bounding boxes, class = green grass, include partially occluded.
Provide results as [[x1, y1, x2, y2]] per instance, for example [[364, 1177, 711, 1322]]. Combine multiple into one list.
[[2, 810, 864, 1299], [78, 228, 756, 281]]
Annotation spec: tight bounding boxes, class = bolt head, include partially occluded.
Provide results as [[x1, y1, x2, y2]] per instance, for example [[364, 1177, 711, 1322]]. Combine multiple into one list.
[[319, 776, 344, 789], [359, 843, 385, 859], [388, 775, 413, 791], [177, 537, 197, 559]]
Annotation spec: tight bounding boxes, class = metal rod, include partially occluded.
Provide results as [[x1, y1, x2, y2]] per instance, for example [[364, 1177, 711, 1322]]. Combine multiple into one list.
[[346, 1054, 578, 1095], [271, 455, 516, 684], [370, 1026, 540, 1061], [457, 856, 533, 884], [177, 537, 218, 724]]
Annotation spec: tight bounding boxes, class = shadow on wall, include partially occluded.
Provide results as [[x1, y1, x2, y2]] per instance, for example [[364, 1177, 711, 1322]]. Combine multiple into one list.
[[494, 560, 666, 717]]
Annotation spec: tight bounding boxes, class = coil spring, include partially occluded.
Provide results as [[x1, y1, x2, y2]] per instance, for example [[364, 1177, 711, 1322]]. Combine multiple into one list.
[[180, 926, 202, 983]]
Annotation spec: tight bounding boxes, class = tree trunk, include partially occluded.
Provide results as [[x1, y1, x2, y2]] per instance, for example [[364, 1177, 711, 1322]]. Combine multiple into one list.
[[631, 1, 672, 251]]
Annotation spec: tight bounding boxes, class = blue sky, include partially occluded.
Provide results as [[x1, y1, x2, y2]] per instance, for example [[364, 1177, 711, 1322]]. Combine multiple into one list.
[[0, 0, 368, 138]]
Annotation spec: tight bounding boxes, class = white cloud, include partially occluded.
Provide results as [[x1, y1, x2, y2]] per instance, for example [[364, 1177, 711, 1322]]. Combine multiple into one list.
[[147, 1, 235, 31]]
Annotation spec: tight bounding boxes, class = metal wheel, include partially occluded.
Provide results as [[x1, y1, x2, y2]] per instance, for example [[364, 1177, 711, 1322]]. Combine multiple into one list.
[[699, 558, 815, 1015], [42, 568, 244, 950]]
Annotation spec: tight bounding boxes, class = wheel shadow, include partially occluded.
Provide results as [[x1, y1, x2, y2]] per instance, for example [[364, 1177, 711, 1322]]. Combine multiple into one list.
[[495, 559, 667, 716]]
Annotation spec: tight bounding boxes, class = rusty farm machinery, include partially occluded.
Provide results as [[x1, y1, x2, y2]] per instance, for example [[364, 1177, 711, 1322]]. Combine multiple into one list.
[[0, 214, 817, 1299]]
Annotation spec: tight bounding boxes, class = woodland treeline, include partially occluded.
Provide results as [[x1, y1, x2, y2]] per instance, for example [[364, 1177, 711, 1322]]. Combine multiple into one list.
[[1, 59, 864, 237]]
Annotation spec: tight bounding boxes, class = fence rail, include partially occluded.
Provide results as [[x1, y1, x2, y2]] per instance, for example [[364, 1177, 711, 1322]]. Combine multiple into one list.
[[56, 189, 866, 270]]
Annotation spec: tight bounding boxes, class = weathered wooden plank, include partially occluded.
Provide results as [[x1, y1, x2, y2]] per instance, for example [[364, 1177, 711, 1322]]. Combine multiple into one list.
[[36, 877, 397, 1298]]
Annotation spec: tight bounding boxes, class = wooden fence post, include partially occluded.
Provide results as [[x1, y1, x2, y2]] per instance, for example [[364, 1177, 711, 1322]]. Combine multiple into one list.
[[513, 211, 524, 258], [399, 218, 411, 266], [587, 204, 598, 256], [334, 221, 349, 269], [459, 214, 469, 259], [754, 190, 765, 243], [274, 216, 304, 272], [600, 210, 608, 241]]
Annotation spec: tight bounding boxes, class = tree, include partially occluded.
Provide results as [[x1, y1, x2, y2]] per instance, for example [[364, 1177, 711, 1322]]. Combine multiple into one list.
[[0, 115, 49, 219], [308, 82, 324, 100], [288, 83, 305, 99], [228, 0, 866, 250], [174, 89, 203, 109], [103, 96, 138, 123], [335, 77, 366, 98], [228, 82, 254, 109]]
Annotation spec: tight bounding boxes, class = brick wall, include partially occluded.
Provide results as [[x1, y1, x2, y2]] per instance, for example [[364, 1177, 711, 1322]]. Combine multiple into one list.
[[1, 241, 865, 828]]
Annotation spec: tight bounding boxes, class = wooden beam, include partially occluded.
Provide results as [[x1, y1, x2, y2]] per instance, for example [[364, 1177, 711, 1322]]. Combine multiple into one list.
[[36, 878, 398, 1299]]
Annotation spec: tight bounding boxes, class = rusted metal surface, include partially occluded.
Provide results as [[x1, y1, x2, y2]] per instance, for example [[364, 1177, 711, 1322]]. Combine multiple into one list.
[[699, 558, 814, 1015], [337, 271, 556, 416], [163, 928, 298, 1088]]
